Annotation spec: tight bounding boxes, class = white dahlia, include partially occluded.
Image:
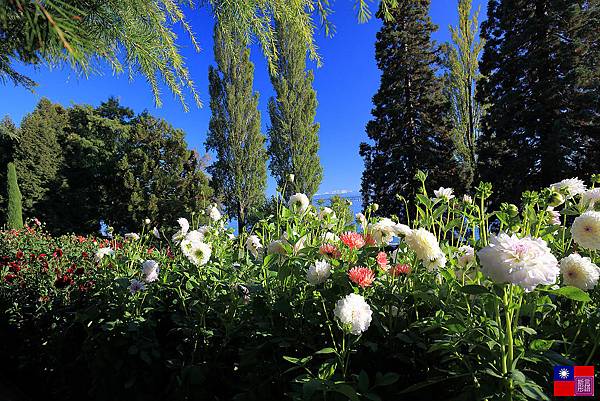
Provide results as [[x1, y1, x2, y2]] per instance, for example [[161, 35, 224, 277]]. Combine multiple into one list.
[[334, 293, 373, 335], [288, 193, 310, 213], [559, 253, 600, 290], [404, 228, 446, 270], [456, 245, 475, 268], [434, 187, 455, 201], [550, 178, 587, 198], [322, 232, 340, 243], [306, 260, 332, 285], [546, 207, 561, 226], [172, 217, 190, 243], [246, 235, 263, 258], [581, 188, 600, 210], [571, 211, 600, 250], [94, 247, 115, 262], [207, 205, 222, 221], [319, 207, 336, 220], [141, 260, 160, 283], [477, 233, 559, 292], [124, 232, 140, 241], [463, 195, 473, 204], [369, 218, 397, 245], [267, 240, 288, 255], [181, 239, 212, 266]]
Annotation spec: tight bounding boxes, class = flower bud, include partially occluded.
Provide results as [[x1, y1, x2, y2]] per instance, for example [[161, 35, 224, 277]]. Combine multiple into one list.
[[548, 191, 565, 207], [507, 204, 519, 218]]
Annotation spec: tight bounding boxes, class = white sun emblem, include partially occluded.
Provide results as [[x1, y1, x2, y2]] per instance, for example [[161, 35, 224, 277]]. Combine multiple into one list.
[[559, 368, 570, 379]]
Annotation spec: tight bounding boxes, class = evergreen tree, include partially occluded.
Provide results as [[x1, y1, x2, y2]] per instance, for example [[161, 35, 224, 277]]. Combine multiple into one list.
[[0, 116, 18, 222], [6, 162, 23, 229], [477, 0, 600, 203], [446, 0, 484, 189], [13, 98, 66, 213], [360, 0, 463, 217], [206, 22, 267, 232], [268, 18, 322, 198]]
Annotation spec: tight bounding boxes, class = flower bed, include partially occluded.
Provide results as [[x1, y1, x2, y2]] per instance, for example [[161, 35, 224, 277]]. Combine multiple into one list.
[[1, 176, 599, 400]]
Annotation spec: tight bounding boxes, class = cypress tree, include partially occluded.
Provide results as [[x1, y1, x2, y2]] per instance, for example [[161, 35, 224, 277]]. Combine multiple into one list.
[[477, 0, 600, 203], [360, 0, 463, 217], [0, 116, 18, 221], [267, 18, 322, 198], [6, 162, 23, 229], [206, 22, 267, 232], [446, 0, 484, 189]]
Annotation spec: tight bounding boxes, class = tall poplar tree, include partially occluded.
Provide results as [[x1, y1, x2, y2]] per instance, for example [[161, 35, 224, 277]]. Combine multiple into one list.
[[477, 0, 600, 203], [6, 162, 23, 229], [360, 0, 463, 217], [446, 0, 484, 189], [206, 22, 267, 232], [267, 18, 322, 198]]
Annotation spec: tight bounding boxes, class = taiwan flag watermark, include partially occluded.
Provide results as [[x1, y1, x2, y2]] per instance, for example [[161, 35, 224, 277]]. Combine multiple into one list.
[[554, 366, 595, 397]]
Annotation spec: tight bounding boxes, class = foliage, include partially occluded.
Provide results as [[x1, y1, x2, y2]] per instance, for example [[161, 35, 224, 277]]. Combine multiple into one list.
[[0, 115, 18, 220], [1, 175, 599, 400], [6, 162, 23, 229], [268, 17, 322, 198], [206, 21, 267, 232], [445, 0, 484, 189], [360, 0, 464, 217], [477, 0, 600, 204]]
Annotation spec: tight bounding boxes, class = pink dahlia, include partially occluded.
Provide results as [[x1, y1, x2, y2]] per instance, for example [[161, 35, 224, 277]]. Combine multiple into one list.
[[340, 232, 366, 250], [376, 252, 389, 270], [389, 264, 411, 276], [348, 266, 376, 288], [319, 243, 341, 259]]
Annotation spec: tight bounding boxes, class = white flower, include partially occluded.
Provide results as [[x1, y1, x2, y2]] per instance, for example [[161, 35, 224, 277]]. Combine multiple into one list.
[[571, 211, 600, 250], [95, 247, 115, 262], [288, 173, 295, 182], [267, 240, 287, 255], [129, 279, 145, 294], [546, 207, 561, 225], [581, 188, 600, 210], [288, 193, 310, 213], [124, 232, 140, 241], [246, 235, 263, 258], [181, 239, 212, 266], [394, 223, 412, 237], [177, 217, 190, 233], [334, 293, 373, 335], [477, 233, 559, 292], [227, 232, 236, 240], [184, 229, 205, 243], [463, 195, 473, 204], [207, 205, 222, 221], [141, 260, 160, 283], [355, 213, 367, 231], [323, 232, 339, 243], [152, 227, 160, 239], [369, 218, 398, 245], [559, 253, 600, 290], [404, 228, 446, 270], [306, 260, 332, 285], [144, 218, 151, 225], [434, 187, 455, 201], [319, 207, 336, 219], [456, 245, 475, 268], [550, 178, 587, 198]]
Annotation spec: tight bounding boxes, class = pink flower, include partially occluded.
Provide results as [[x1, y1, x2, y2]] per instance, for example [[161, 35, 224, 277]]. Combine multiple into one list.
[[389, 264, 411, 276], [376, 252, 389, 270], [319, 243, 341, 259], [340, 232, 366, 250], [348, 266, 376, 288], [363, 234, 376, 246]]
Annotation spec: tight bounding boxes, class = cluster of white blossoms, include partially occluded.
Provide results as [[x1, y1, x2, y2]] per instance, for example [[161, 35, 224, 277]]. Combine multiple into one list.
[[571, 211, 600, 250], [245, 235, 263, 258], [175, 218, 212, 266], [288, 193, 310, 213], [124, 232, 140, 241], [434, 187, 455, 201], [94, 247, 115, 263], [559, 254, 600, 290], [334, 293, 373, 335], [306, 260, 332, 285], [456, 245, 475, 268], [477, 233, 559, 292], [141, 260, 160, 283], [581, 188, 600, 210], [550, 178, 587, 198], [404, 228, 446, 270], [369, 218, 411, 246]]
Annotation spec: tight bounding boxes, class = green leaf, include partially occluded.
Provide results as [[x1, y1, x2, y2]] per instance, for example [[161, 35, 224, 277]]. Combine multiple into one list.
[[314, 347, 336, 355], [332, 384, 360, 401], [529, 339, 554, 352], [374, 372, 399, 387], [552, 286, 591, 302], [358, 370, 369, 393], [460, 284, 490, 295]]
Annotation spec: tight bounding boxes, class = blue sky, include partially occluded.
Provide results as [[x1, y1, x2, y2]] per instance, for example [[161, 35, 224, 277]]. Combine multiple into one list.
[[0, 1, 486, 196]]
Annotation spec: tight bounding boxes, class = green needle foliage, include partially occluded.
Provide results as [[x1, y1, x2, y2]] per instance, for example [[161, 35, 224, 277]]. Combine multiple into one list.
[[206, 20, 267, 233], [6, 162, 23, 229], [446, 0, 484, 190], [268, 17, 322, 198]]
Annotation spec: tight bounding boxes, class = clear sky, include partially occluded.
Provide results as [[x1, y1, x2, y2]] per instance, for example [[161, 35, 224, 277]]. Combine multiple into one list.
[[0, 1, 486, 196]]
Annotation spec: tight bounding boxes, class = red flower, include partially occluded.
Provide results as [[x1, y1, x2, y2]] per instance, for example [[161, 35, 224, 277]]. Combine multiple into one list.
[[319, 244, 341, 259], [16, 251, 24, 259], [376, 252, 388, 269], [82, 251, 89, 258], [348, 266, 376, 288], [389, 264, 411, 276], [53, 248, 63, 258], [75, 267, 85, 275], [340, 232, 366, 250], [38, 253, 48, 260], [54, 274, 74, 289], [364, 234, 376, 246], [4, 273, 17, 283]]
